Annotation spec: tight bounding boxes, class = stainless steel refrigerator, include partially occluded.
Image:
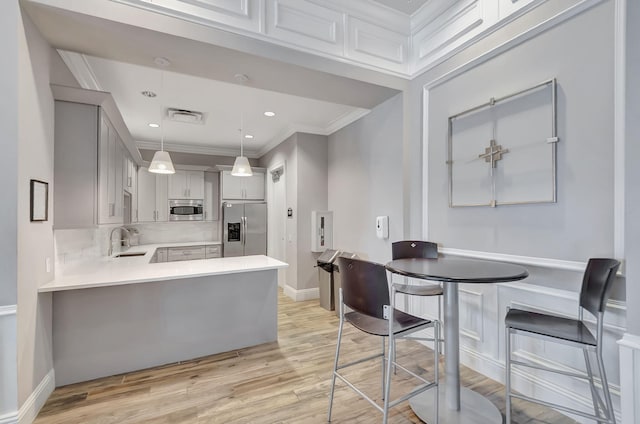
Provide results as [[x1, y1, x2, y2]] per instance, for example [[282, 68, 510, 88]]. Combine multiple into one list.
[[222, 202, 267, 257]]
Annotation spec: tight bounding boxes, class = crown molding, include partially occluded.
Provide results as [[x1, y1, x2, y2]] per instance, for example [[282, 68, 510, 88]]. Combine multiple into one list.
[[136, 140, 247, 158], [57, 50, 103, 91]]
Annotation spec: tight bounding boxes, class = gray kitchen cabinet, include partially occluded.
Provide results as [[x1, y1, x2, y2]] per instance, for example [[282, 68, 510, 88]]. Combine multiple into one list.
[[54, 101, 130, 228], [167, 246, 206, 262], [98, 113, 126, 224], [53, 86, 141, 229], [154, 248, 168, 263], [54, 101, 99, 229], [221, 170, 265, 200], [168, 170, 204, 199], [205, 244, 221, 258], [204, 171, 219, 221], [125, 155, 138, 222], [137, 167, 168, 222]]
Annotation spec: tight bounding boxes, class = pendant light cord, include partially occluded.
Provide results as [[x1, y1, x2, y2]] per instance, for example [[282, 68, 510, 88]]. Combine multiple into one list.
[[160, 70, 165, 152], [240, 112, 244, 157]]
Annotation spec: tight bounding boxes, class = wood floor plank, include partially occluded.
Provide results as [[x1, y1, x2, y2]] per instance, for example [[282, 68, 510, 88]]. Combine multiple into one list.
[[35, 289, 576, 424]]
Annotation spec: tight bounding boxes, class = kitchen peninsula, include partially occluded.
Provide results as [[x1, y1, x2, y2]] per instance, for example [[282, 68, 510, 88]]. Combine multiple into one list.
[[40, 246, 287, 386]]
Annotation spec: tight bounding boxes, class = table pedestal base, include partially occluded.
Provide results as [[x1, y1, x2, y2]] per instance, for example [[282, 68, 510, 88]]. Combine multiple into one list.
[[410, 385, 503, 424]]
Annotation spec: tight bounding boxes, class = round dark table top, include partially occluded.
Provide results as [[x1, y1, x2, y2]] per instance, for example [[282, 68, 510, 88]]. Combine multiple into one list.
[[385, 257, 528, 284]]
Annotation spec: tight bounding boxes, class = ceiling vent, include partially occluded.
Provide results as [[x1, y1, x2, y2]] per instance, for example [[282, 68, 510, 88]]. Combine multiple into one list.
[[166, 108, 205, 125]]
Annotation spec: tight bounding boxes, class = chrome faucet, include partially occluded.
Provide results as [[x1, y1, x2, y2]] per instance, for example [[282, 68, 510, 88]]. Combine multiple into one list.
[[108, 226, 131, 256]]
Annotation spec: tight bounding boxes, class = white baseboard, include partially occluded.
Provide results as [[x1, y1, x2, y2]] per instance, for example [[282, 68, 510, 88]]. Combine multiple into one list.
[[283, 285, 319, 302], [18, 369, 54, 424], [619, 333, 640, 424], [458, 345, 621, 423], [0, 413, 17, 424]]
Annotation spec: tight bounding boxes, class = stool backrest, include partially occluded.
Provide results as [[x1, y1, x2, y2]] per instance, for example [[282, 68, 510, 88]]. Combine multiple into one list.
[[337, 256, 389, 319], [580, 258, 620, 317], [392, 241, 438, 260]]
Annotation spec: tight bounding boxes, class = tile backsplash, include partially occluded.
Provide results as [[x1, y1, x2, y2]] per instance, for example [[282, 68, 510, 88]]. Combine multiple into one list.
[[54, 222, 219, 273]]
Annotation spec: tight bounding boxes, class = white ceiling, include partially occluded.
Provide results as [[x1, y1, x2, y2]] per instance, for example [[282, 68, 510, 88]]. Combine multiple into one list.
[[371, 0, 430, 15], [81, 55, 368, 157]]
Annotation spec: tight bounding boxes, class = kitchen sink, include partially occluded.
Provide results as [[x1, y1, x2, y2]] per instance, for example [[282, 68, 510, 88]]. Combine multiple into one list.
[[114, 252, 146, 258]]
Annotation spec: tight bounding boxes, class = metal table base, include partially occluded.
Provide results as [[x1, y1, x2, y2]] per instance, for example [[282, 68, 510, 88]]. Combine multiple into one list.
[[410, 385, 503, 424]]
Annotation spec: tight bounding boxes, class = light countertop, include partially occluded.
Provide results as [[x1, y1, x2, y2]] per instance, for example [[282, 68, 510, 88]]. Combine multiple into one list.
[[40, 243, 288, 293]]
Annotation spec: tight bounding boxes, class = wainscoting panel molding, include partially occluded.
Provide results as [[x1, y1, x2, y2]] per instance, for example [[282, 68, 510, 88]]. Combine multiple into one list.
[[266, 0, 343, 55], [109, 0, 584, 77]]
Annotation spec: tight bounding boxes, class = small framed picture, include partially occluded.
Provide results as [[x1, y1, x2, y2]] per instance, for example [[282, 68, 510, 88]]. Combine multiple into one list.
[[30, 179, 49, 222]]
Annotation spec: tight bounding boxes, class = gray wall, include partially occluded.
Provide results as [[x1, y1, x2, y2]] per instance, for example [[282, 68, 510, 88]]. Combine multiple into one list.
[[258, 132, 329, 291], [17, 10, 77, 406], [259, 134, 298, 289], [0, 0, 18, 307], [328, 93, 403, 264], [625, 0, 640, 335], [427, 2, 614, 263], [296, 133, 328, 290]]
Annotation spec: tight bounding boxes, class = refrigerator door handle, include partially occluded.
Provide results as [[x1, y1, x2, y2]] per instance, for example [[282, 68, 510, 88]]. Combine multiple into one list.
[[241, 216, 246, 246]]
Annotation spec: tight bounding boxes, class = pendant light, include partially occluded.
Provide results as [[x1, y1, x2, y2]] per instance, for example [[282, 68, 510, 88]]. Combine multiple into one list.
[[149, 69, 175, 174], [231, 113, 253, 177]]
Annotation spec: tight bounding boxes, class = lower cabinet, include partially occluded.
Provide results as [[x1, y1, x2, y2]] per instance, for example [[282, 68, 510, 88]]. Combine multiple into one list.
[[152, 244, 221, 263], [167, 246, 206, 262], [205, 244, 221, 258]]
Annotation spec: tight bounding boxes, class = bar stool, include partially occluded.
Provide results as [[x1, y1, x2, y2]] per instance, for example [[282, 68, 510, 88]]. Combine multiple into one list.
[[392, 241, 444, 351], [327, 256, 440, 424], [505, 258, 620, 424]]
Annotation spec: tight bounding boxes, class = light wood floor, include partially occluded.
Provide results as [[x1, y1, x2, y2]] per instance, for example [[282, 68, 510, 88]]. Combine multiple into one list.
[[35, 289, 576, 424]]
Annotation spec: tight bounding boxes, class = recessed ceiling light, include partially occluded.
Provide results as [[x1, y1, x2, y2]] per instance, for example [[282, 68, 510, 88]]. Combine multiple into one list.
[[148, 123, 160, 128], [154, 57, 172, 67], [264, 111, 276, 117], [141, 90, 157, 98], [244, 134, 254, 139]]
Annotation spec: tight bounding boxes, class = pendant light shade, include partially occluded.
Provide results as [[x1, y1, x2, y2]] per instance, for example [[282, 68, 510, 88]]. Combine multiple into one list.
[[149, 150, 176, 174], [149, 69, 175, 174], [231, 155, 252, 176], [231, 113, 253, 177]]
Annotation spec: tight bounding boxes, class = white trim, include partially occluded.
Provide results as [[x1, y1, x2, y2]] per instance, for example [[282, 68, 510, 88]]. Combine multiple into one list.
[[440, 247, 587, 272], [0, 306, 16, 317], [613, 0, 626, 261], [57, 50, 103, 91], [422, 88, 430, 240], [458, 344, 622, 423], [136, 140, 242, 158], [618, 333, 640, 351], [421, 0, 605, 89], [0, 413, 17, 424], [283, 285, 319, 301], [618, 333, 640, 424], [17, 369, 54, 424]]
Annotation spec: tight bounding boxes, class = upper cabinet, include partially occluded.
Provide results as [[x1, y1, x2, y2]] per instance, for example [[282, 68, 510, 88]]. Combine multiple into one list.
[[168, 170, 204, 199], [52, 86, 142, 229], [204, 171, 220, 221], [221, 170, 265, 201], [137, 167, 168, 223], [98, 115, 125, 225]]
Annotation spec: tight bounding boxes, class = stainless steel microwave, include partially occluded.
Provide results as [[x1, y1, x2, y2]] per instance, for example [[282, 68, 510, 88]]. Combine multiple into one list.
[[169, 199, 204, 221]]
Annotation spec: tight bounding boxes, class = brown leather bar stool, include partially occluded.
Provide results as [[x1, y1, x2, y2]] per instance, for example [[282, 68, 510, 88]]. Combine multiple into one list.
[[505, 258, 620, 424], [327, 256, 440, 424]]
